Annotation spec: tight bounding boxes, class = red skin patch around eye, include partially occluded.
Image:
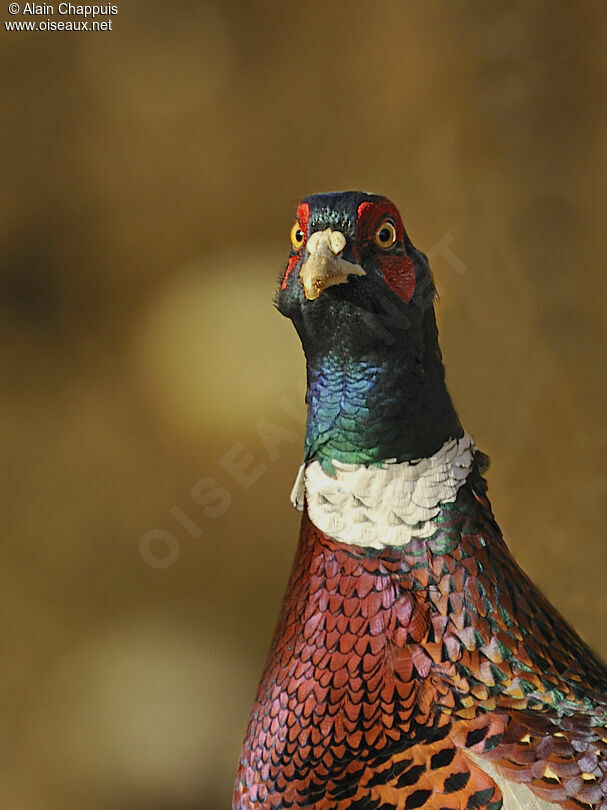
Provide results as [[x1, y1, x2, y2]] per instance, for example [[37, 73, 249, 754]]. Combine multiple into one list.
[[281, 253, 300, 291], [378, 254, 416, 303], [356, 200, 416, 303], [281, 201, 310, 290]]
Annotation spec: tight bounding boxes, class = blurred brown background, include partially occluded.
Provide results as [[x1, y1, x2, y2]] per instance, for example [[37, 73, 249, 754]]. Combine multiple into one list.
[[1, 1, 606, 808]]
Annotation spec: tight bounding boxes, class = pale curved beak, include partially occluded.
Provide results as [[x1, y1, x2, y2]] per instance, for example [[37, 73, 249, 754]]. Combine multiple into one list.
[[299, 228, 366, 301]]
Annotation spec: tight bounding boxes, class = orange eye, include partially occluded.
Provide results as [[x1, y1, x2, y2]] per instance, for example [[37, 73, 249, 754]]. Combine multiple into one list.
[[290, 222, 305, 249], [374, 219, 397, 249]]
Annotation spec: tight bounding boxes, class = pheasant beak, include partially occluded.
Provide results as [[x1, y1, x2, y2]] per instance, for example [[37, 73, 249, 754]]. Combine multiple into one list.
[[299, 229, 366, 301]]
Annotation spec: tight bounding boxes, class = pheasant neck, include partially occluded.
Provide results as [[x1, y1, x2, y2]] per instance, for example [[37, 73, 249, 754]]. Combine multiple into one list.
[[303, 310, 463, 471]]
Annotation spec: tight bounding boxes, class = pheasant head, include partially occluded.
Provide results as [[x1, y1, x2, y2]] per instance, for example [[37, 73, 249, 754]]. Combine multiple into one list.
[[275, 190, 463, 472]]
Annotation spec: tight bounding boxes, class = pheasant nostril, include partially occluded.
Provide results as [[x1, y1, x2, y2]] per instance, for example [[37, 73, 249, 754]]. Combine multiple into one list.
[[329, 231, 346, 255], [306, 229, 345, 256]]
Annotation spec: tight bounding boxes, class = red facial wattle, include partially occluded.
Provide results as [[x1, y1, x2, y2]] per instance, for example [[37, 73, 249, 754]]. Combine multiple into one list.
[[281, 202, 310, 290], [377, 253, 415, 303], [356, 200, 416, 303]]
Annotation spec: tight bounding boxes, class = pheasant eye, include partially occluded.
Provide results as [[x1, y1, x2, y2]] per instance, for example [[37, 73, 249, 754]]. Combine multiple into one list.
[[290, 222, 305, 250], [374, 220, 397, 249]]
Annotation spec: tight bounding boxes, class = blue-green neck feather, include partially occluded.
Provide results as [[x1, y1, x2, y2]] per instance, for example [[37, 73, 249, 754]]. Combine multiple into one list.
[[303, 313, 463, 472], [305, 355, 386, 469]]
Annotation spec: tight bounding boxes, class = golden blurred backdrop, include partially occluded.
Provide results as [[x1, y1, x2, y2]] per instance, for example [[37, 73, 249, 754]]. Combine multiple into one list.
[[1, 2, 607, 808]]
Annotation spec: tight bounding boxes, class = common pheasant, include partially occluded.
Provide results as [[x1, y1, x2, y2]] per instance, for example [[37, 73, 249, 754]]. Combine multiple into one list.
[[233, 191, 607, 810]]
